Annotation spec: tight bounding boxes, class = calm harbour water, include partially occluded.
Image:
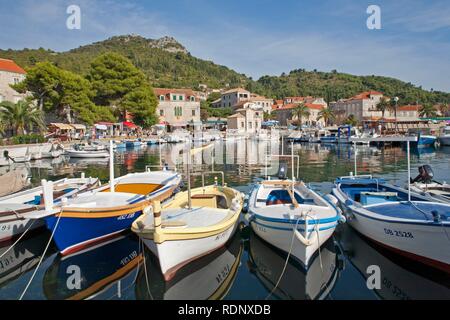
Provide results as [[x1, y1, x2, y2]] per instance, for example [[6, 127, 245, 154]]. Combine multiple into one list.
[[1, 140, 449, 300]]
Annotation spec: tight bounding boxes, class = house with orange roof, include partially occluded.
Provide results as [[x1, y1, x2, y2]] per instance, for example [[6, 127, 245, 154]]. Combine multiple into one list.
[[0, 58, 27, 103], [153, 88, 201, 131], [330, 91, 385, 125], [211, 87, 273, 113], [272, 102, 328, 127]]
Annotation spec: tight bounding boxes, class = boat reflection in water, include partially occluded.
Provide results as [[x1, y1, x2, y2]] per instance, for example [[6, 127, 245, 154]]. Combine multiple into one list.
[[247, 231, 342, 300], [135, 229, 243, 300], [43, 233, 142, 300], [336, 225, 450, 300], [0, 231, 53, 289]]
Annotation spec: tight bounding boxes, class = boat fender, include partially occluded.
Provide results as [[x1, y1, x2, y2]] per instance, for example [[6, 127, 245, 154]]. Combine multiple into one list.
[[431, 210, 441, 223], [338, 214, 347, 224], [344, 199, 353, 207]]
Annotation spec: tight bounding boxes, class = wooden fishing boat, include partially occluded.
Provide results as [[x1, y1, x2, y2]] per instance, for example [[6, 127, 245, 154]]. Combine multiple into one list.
[[0, 175, 100, 242], [247, 179, 342, 268], [333, 175, 450, 273], [132, 175, 243, 281], [332, 138, 450, 273], [43, 169, 182, 256], [246, 148, 343, 269]]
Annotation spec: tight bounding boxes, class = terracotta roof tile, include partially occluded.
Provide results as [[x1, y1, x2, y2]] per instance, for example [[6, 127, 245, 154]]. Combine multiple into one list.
[[0, 58, 26, 74]]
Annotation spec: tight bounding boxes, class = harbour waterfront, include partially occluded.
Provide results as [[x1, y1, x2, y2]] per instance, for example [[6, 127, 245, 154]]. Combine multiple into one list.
[[0, 140, 449, 300]]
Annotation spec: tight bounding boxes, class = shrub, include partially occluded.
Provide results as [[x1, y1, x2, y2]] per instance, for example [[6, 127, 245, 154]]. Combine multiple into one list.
[[11, 134, 45, 145]]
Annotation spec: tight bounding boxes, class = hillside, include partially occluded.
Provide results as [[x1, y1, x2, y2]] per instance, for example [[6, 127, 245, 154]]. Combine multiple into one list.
[[255, 69, 450, 104], [0, 35, 251, 89], [1, 35, 449, 105]]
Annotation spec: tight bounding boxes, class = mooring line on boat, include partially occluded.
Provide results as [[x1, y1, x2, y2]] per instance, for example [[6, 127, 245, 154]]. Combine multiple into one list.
[[140, 237, 154, 300], [0, 219, 36, 259], [264, 215, 302, 300], [19, 211, 63, 300]]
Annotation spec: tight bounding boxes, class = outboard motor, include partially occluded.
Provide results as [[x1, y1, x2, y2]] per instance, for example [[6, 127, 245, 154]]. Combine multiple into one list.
[[278, 161, 288, 180], [411, 165, 434, 184]]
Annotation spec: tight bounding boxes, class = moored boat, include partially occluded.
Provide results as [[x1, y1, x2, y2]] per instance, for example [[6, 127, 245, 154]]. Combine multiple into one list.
[[439, 126, 450, 146], [332, 174, 450, 273], [408, 165, 450, 203], [66, 149, 110, 158], [0, 175, 100, 242], [132, 173, 243, 281], [43, 169, 182, 256]]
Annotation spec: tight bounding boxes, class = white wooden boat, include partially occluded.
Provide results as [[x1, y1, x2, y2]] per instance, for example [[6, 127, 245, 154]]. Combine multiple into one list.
[[333, 175, 450, 273], [66, 149, 110, 158], [247, 179, 342, 268], [0, 175, 100, 242], [132, 178, 243, 281], [408, 165, 450, 203]]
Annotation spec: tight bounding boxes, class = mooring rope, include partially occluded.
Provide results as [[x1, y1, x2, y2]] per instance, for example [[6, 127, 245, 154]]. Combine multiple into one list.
[[19, 211, 63, 300], [140, 237, 154, 300], [0, 219, 37, 259], [265, 215, 302, 300]]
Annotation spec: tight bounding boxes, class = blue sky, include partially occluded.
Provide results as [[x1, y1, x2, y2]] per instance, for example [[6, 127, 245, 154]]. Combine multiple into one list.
[[1, 0, 449, 92]]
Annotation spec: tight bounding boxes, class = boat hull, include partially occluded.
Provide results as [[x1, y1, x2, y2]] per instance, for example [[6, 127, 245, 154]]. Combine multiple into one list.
[[249, 215, 336, 268], [45, 211, 141, 256], [343, 208, 450, 273], [144, 223, 238, 281], [0, 218, 45, 243], [67, 150, 109, 158]]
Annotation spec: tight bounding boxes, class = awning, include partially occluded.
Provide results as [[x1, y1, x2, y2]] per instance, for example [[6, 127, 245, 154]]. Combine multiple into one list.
[[71, 124, 86, 130], [50, 123, 74, 130], [171, 122, 187, 127], [123, 121, 139, 129], [95, 124, 108, 130]]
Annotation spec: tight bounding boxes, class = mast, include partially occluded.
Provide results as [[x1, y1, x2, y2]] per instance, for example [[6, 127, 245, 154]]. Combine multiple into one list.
[[407, 140, 411, 202], [187, 141, 192, 210], [109, 140, 115, 193]]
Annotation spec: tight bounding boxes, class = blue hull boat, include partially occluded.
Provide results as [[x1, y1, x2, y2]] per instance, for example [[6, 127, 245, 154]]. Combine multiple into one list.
[[332, 175, 450, 273], [44, 171, 181, 256]]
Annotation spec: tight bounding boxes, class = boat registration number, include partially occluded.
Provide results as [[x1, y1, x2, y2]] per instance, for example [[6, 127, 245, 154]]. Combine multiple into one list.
[[384, 228, 414, 238], [117, 213, 136, 220]]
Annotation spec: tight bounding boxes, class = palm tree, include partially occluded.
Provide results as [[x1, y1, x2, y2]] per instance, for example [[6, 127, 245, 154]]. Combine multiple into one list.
[[292, 103, 310, 130], [419, 103, 438, 118], [1, 99, 45, 135], [376, 97, 389, 119], [316, 107, 335, 126]]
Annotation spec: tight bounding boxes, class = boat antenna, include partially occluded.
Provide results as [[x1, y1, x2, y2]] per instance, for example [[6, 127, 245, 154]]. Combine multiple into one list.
[[109, 140, 115, 192], [353, 141, 357, 176]]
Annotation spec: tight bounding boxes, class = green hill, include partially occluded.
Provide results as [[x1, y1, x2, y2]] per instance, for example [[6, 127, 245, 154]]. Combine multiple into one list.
[[1, 35, 449, 105], [0, 35, 251, 90]]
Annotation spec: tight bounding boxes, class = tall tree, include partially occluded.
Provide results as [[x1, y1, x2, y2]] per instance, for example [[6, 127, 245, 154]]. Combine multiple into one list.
[[0, 99, 45, 135], [292, 103, 310, 129], [87, 52, 158, 126], [316, 107, 335, 126], [11, 61, 115, 125], [419, 103, 438, 118], [87, 52, 148, 106]]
